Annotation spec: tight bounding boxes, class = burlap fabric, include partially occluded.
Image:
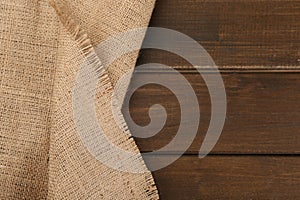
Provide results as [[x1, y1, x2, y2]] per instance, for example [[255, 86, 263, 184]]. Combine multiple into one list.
[[0, 0, 158, 199]]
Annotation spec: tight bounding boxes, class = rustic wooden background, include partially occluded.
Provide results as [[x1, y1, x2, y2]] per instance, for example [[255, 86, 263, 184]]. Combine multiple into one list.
[[123, 0, 300, 199]]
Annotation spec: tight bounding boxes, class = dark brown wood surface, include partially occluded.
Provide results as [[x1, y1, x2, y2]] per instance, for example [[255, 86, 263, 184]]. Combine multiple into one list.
[[138, 0, 300, 69], [124, 0, 300, 199], [146, 155, 300, 200], [125, 72, 300, 154]]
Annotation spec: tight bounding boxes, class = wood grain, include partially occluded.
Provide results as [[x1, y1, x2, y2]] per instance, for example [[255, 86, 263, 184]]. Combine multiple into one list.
[[137, 0, 300, 69], [146, 155, 300, 200], [128, 1, 300, 198], [124, 72, 300, 154]]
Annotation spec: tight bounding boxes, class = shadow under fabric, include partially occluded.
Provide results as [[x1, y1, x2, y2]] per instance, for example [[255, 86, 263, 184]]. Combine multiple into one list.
[[0, 0, 159, 199]]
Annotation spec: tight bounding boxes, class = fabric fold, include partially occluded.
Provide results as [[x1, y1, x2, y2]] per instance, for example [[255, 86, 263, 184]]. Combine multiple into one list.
[[0, 0, 158, 199]]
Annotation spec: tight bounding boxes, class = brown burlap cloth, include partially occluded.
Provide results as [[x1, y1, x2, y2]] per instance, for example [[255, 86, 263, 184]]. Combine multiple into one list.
[[0, 0, 159, 199]]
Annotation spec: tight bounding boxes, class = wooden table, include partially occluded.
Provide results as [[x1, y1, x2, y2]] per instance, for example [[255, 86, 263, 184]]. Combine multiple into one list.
[[124, 0, 300, 199]]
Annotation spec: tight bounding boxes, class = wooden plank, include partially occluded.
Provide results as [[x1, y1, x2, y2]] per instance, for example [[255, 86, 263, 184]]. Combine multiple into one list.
[[137, 0, 300, 69], [147, 155, 300, 200], [123, 72, 300, 154]]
